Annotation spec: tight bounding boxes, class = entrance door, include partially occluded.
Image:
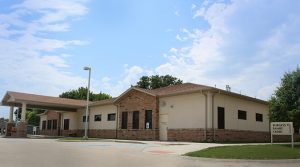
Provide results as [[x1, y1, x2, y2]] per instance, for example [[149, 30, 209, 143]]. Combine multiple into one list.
[[218, 107, 225, 129], [159, 114, 168, 141]]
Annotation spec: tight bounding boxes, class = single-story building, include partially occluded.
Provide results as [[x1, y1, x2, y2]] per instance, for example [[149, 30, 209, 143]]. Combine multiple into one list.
[[1, 83, 274, 142]]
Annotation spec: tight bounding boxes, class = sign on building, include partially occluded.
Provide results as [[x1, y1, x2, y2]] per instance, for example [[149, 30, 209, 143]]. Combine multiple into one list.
[[271, 122, 294, 148]]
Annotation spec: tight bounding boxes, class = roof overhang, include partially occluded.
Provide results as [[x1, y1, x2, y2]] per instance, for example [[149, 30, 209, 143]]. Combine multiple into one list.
[[1, 92, 84, 112]]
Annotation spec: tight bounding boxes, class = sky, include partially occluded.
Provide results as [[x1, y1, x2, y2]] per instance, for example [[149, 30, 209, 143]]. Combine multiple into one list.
[[0, 0, 300, 118]]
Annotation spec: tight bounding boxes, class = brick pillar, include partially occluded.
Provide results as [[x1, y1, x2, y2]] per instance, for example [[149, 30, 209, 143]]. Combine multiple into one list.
[[21, 102, 26, 122], [16, 102, 27, 137], [5, 122, 14, 136], [16, 122, 27, 138]]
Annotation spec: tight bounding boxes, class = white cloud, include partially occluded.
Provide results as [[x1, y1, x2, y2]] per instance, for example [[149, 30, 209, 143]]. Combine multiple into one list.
[[41, 56, 69, 68], [12, 0, 88, 24], [97, 65, 144, 97], [0, 0, 89, 98], [257, 83, 279, 100], [155, 0, 300, 100]]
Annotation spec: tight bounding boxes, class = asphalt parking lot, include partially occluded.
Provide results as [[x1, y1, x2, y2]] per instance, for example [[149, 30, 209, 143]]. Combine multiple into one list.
[[0, 138, 299, 167]]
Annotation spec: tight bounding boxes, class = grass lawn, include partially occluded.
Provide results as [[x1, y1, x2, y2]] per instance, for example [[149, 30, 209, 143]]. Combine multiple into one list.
[[186, 144, 300, 159]]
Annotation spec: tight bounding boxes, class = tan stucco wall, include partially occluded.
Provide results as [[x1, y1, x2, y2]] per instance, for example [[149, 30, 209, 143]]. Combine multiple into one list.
[[159, 93, 206, 129], [39, 115, 47, 128], [62, 112, 78, 130], [158, 92, 269, 132], [77, 105, 117, 130], [214, 94, 269, 132]]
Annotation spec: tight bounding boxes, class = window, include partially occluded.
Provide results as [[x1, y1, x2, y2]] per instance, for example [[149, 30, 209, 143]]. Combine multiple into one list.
[[132, 111, 139, 129], [238, 110, 247, 120], [52, 119, 57, 130], [107, 113, 116, 121], [256, 113, 263, 122], [83, 116, 89, 122], [42, 121, 46, 130], [63, 119, 69, 130], [218, 107, 225, 129], [121, 112, 128, 129], [94, 115, 101, 121], [47, 120, 52, 130], [145, 110, 152, 129]]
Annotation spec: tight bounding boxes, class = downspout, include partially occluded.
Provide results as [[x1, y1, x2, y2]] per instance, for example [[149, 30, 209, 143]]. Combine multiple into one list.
[[204, 93, 207, 141], [212, 94, 215, 142]]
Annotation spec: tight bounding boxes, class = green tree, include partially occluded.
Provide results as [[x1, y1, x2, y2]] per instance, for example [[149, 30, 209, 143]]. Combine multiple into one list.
[[269, 67, 300, 132], [136, 76, 151, 89], [14, 108, 44, 126], [27, 109, 44, 126], [136, 75, 183, 89], [59, 87, 112, 101]]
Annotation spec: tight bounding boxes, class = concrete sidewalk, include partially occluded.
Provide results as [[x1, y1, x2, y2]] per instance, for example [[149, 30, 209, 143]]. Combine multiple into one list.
[[140, 141, 225, 155], [1, 138, 299, 167]]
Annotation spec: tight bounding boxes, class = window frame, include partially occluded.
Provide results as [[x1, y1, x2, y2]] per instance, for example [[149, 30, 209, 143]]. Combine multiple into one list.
[[238, 110, 247, 120], [121, 112, 128, 129], [63, 119, 70, 130], [145, 110, 152, 129], [52, 119, 58, 130], [132, 111, 139, 129], [47, 120, 52, 130], [107, 113, 116, 121], [82, 116, 89, 122], [42, 120, 46, 130], [256, 113, 263, 122], [94, 114, 102, 122]]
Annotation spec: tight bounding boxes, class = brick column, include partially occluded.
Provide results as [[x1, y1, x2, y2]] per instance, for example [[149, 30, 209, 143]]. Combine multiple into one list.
[[6, 106, 15, 136], [21, 102, 26, 122], [15, 102, 27, 137]]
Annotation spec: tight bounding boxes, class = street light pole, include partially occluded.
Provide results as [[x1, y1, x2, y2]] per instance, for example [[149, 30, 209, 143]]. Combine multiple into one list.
[[83, 66, 91, 140]]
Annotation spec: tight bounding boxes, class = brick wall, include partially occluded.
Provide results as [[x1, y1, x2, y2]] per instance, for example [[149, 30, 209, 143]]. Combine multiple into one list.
[[168, 129, 205, 142], [61, 130, 78, 137], [89, 129, 116, 138], [212, 129, 270, 142], [167, 128, 300, 142], [116, 89, 159, 140], [39, 110, 61, 136], [46, 110, 60, 120], [117, 129, 159, 140]]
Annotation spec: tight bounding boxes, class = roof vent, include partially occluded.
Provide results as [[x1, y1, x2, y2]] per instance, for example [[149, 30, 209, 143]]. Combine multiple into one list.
[[226, 85, 231, 92]]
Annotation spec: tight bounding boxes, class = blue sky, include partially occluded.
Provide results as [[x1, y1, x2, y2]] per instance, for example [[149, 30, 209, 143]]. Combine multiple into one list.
[[0, 0, 300, 117]]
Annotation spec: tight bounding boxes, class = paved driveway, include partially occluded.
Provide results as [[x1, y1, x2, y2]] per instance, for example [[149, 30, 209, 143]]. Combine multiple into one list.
[[0, 138, 299, 167]]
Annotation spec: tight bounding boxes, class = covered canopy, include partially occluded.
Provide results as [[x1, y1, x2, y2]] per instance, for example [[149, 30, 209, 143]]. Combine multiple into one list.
[[1, 91, 87, 111]]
